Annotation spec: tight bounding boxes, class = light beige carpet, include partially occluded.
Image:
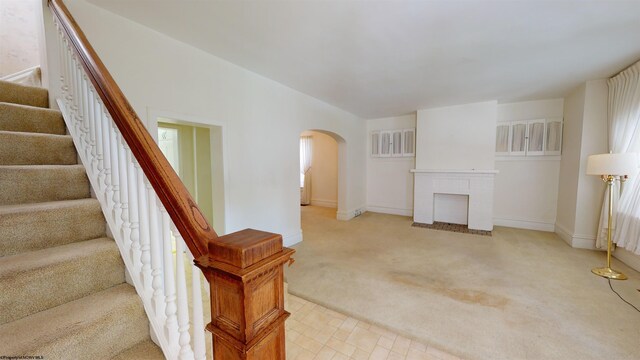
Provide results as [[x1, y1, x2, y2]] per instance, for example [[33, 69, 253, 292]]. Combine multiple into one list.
[[286, 206, 640, 360]]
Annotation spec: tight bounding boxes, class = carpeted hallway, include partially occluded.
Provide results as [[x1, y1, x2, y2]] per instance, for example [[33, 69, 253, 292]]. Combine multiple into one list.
[[286, 206, 640, 360]]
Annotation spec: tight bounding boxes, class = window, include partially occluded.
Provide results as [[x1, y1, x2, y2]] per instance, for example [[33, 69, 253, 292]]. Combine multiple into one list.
[[158, 127, 180, 174]]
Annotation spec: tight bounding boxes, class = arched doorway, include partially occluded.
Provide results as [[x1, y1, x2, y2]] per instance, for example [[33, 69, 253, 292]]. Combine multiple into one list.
[[299, 129, 347, 220]]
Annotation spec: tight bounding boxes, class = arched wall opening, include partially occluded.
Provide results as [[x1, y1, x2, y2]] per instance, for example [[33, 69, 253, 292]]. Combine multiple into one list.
[[299, 129, 347, 220]]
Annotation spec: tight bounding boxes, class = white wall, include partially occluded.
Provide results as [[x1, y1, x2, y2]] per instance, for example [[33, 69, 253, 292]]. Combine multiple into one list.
[[555, 80, 608, 248], [494, 99, 563, 231], [366, 114, 416, 216], [301, 131, 338, 208], [47, 0, 367, 246], [416, 101, 497, 170], [556, 84, 585, 237], [574, 80, 609, 238]]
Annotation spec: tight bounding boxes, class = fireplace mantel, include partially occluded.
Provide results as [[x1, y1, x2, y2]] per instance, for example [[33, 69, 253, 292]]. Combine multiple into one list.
[[412, 169, 498, 231]]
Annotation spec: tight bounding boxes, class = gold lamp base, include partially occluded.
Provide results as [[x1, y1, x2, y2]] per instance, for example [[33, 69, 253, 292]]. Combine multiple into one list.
[[591, 267, 628, 280]]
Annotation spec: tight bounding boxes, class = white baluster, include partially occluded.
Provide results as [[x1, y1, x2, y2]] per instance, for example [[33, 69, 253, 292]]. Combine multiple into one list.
[[100, 108, 114, 207], [83, 76, 98, 169], [172, 228, 194, 359], [63, 40, 73, 104], [70, 56, 82, 140], [161, 206, 179, 347], [64, 46, 74, 117], [147, 183, 166, 317], [118, 138, 131, 245], [56, 24, 66, 93], [63, 40, 71, 98], [110, 123, 122, 226], [92, 96, 106, 190], [76, 62, 90, 152], [137, 165, 152, 291], [127, 152, 141, 273], [188, 251, 207, 360], [71, 56, 79, 115]]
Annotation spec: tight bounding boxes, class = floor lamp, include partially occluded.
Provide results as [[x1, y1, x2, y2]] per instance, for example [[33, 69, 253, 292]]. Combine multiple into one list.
[[586, 153, 638, 280]]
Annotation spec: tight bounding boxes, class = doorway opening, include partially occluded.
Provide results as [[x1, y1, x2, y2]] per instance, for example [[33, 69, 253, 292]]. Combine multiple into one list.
[[299, 130, 346, 221], [0, 0, 43, 85], [156, 117, 226, 234]]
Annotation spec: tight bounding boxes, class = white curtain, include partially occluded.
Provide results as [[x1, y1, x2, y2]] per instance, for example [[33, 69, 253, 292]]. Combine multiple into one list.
[[300, 136, 312, 205], [601, 61, 640, 252]]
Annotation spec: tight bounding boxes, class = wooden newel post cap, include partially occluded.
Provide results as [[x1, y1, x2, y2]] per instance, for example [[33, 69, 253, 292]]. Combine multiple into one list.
[[196, 228, 294, 359], [208, 228, 283, 268]]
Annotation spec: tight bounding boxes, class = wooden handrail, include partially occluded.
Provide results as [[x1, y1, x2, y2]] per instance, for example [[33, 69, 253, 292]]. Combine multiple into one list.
[[49, 0, 214, 258]]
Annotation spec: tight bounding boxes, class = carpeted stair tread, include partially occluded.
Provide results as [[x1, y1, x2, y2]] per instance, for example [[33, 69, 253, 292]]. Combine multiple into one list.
[[0, 130, 76, 165], [0, 237, 125, 325], [0, 82, 163, 357], [111, 340, 165, 360], [0, 198, 106, 256], [0, 102, 65, 135], [0, 164, 90, 205], [0, 80, 48, 108], [0, 284, 149, 359]]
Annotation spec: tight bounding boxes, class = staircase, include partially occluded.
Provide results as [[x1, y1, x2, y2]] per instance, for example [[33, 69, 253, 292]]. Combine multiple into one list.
[[0, 80, 164, 359]]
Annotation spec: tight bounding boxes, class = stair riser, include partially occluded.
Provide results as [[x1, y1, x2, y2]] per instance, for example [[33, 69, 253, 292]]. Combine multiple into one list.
[[0, 81, 48, 108], [0, 132, 76, 165], [0, 200, 106, 257], [0, 285, 151, 359], [0, 103, 65, 135], [0, 239, 125, 324], [0, 165, 90, 205], [37, 306, 150, 360]]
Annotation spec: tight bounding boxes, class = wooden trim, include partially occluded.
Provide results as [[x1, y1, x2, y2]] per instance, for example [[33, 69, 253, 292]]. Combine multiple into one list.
[[48, 0, 215, 258]]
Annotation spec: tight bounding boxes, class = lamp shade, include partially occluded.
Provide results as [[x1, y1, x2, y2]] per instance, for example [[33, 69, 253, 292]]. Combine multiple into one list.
[[586, 153, 639, 176]]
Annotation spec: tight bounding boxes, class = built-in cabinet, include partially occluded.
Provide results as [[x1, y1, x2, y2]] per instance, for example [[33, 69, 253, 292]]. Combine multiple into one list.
[[496, 118, 562, 156], [371, 128, 415, 157]]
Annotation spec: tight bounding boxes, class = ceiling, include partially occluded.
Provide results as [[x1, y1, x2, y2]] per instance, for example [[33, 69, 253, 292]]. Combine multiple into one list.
[[87, 0, 640, 118]]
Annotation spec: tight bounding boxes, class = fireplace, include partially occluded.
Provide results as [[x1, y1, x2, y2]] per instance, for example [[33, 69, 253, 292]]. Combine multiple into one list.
[[411, 169, 498, 231]]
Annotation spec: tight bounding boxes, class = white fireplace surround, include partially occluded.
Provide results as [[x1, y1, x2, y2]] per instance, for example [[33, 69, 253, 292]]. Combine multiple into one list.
[[411, 169, 498, 231]]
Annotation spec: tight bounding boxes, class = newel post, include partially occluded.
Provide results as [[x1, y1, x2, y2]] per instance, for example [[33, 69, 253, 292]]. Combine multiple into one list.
[[195, 229, 295, 359]]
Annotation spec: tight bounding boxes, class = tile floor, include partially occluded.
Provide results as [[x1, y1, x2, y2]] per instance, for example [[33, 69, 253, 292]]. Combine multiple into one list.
[[286, 294, 462, 360]]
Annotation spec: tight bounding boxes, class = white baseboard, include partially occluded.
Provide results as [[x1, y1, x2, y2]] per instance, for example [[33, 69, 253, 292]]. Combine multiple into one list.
[[493, 217, 555, 232], [310, 198, 337, 208], [336, 207, 367, 221], [554, 223, 572, 246], [571, 234, 597, 249], [366, 205, 413, 217], [283, 229, 303, 247], [554, 223, 597, 249], [336, 210, 354, 221], [613, 247, 640, 273]]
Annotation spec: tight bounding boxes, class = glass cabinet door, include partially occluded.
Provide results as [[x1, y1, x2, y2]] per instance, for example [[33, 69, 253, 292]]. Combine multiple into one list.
[[545, 119, 563, 155], [403, 128, 415, 157], [371, 131, 380, 157], [380, 131, 391, 157], [495, 123, 510, 155], [527, 120, 545, 156], [391, 130, 403, 157], [510, 121, 527, 155]]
